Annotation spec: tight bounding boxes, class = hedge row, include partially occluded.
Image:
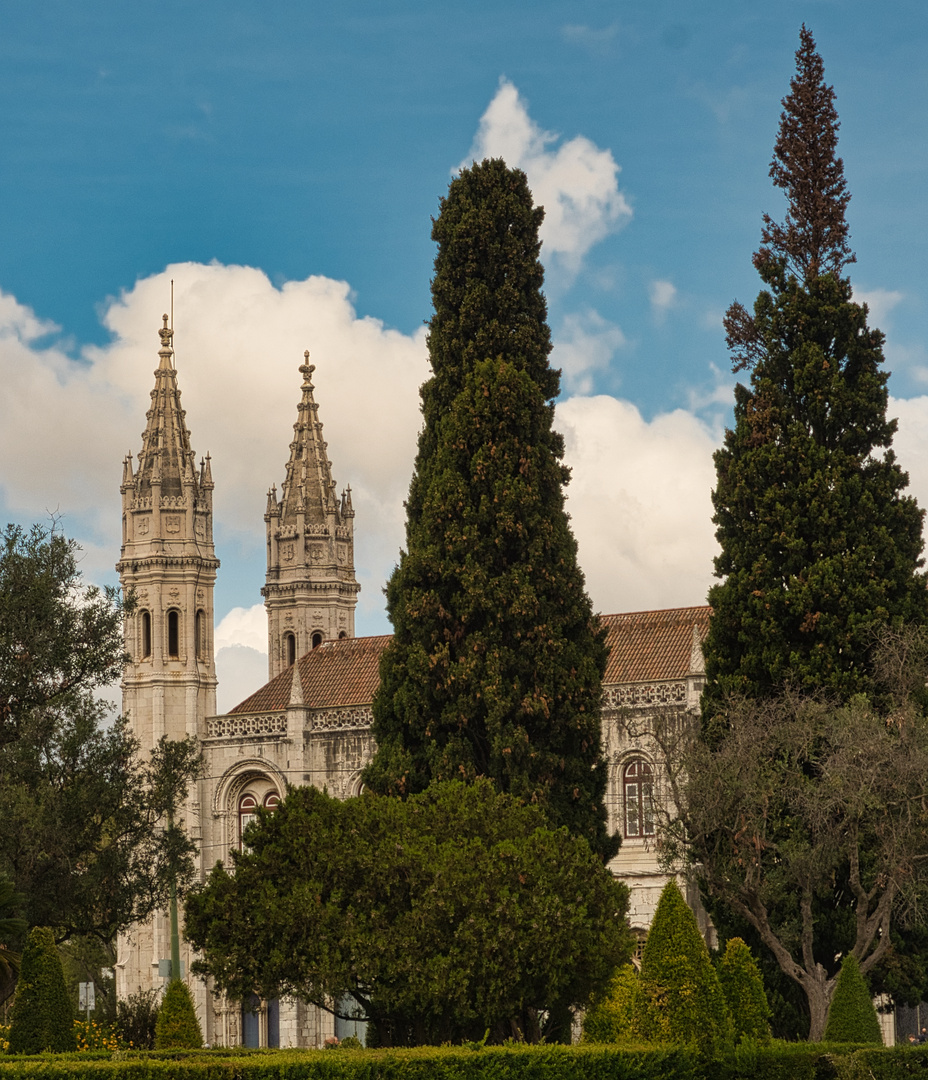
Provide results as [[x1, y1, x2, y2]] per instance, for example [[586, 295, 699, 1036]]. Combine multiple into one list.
[[0, 1042, 927, 1080]]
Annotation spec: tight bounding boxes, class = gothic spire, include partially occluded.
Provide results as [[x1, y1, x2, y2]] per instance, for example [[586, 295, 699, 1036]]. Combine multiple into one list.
[[135, 315, 197, 499], [278, 352, 339, 527]]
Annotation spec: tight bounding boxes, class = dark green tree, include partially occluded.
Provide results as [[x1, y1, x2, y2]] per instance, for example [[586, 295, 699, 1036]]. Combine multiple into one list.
[[7, 926, 75, 1054], [363, 159, 614, 860], [186, 780, 633, 1046], [823, 954, 882, 1045], [633, 881, 732, 1055], [154, 979, 203, 1049], [0, 523, 201, 945], [717, 937, 772, 1044], [703, 26, 928, 722]]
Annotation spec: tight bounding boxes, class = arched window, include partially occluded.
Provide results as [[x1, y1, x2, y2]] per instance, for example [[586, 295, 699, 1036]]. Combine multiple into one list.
[[338, 630, 347, 639], [311, 631, 323, 649], [167, 609, 180, 658], [141, 611, 152, 659], [239, 794, 258, 848], [623, 759, 655, 838], [284, 632, 296, 667], [264, 792, 280, 811]]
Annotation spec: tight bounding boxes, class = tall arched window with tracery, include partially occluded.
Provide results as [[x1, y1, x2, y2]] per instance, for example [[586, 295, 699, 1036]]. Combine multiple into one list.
[[623, 758, 655, 838], [238, 794, 258, 849]]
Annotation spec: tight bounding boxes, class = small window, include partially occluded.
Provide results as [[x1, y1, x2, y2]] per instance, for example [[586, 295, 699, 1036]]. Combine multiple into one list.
[[338, 630, 347, 639], [623, 759, 655, 838], [285, 632, 296, 667], [195, 610, 205, 659], [167, 610, 180, 658], [264, 792, 280, 811], [141, 611, 152, 659], [311, 631, 323, 649]]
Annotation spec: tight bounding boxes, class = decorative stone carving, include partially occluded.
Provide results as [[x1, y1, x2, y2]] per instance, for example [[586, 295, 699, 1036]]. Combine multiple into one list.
[[206, 714, 288, 739], [165, 516, 181, 535], [601, 681, 687, 709], [310, 706, 373, 731]]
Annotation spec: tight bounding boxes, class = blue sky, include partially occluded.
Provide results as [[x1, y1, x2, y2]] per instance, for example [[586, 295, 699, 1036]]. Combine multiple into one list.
[[3, 2, 928, 708]]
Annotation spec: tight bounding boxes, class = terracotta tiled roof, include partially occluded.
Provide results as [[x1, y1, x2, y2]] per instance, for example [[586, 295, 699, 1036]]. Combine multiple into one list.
[[601, 606, 710, 684], [229, 634, 390, 714], [227, 607, 711, 715]]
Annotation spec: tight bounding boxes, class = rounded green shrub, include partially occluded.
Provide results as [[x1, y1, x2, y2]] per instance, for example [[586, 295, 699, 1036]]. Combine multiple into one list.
[[154, 979, 203, 1049], [582, 963, 638, 1043], [633, 881, 733, 1055], [717, 937, 772, 1043], [823, 953, 882, 1045], [7, 926, 76, 1053]]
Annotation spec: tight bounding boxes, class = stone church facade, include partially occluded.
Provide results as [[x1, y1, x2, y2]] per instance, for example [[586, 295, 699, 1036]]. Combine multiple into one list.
[[116, 321, 709, 1048]]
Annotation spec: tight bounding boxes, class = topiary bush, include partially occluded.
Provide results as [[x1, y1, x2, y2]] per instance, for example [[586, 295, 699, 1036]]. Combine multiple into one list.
[[154, 979, 203, 1049], [633, 881, 733, 1055], [823, 953, 882, 1045], [717, 937, 772, 1044], [582, 964, 639, 1043], [7, 926, 76, 1053]]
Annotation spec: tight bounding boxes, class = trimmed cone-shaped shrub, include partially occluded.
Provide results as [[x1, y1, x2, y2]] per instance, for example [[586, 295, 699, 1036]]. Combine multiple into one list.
[[7, 926, 75, 1054], [717, 937, 772, 1043], [154, 979, 203, 1049], [582, 963, 638, 1043], [634, 882, 732, 1055], [823, 954, 882, 1044]]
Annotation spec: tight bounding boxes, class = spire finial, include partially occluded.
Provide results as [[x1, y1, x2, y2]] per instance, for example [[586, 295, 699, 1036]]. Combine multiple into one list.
[[299, 351, 315, 388], [159, 314, 174, 349]]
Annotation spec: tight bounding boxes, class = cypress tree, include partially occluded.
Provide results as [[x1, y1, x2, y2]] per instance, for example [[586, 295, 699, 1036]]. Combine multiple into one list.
[[703, 25, 928, 721], [823, 954, 882, 1045], [717, 937, 772, 1044], [7, 926, 75, 1054], [363, 159, 614, 860], [633, 881, 732, 1054], [154, 979, 203, 1049]]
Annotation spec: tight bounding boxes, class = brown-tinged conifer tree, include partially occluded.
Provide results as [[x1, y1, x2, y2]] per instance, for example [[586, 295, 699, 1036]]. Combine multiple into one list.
[[703, 26, 928, 723]]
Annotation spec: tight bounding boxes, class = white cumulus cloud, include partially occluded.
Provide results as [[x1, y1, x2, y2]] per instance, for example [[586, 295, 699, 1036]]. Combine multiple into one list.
[[462, 79, 632, 272], [556, 395, 720, 614], [649, 279, 678, 319], [553, 309, 625, 394]]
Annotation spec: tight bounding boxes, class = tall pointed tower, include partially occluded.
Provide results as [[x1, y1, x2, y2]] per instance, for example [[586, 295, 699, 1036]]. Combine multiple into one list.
[[263, 353, 358, 678], [118, 315, 219, 747]]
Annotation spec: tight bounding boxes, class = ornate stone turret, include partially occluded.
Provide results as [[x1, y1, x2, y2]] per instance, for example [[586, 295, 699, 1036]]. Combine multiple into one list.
[[262, 353, 359, 678], [117, 314, 219, 747], [115, 315, 219, 1023]]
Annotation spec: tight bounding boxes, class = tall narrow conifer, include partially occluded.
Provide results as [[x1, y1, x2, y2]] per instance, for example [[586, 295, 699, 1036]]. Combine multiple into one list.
[[704, 26, 928, 718], [363, 159, 614, 860]]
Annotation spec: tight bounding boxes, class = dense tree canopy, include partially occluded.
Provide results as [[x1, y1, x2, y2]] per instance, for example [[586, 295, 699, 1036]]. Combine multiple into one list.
[[0, 523, 201, 948], [703, 26, 928, 721], [185, 780, 633, 1046], [363, 159, 614, 860]]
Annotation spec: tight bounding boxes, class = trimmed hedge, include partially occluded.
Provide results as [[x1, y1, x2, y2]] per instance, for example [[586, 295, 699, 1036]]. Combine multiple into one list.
[[823, 955, 882, 1045], [7, 928, 75, 1054], [0, 1042, 927, 1080]]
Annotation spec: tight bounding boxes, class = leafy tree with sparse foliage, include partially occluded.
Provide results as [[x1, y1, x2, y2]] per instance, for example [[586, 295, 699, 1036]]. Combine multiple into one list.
[[154, 979, 203, 1050], [633, 882, 732, 1055], [7, 926, 75, 1054], [0, 523, 202, 946], [186, 780, 632, 1046], [823, 953, 882, 1045], [703, 26, 928, 726], [717, 937, 772, 1044], [362, 159, 614, 861]]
